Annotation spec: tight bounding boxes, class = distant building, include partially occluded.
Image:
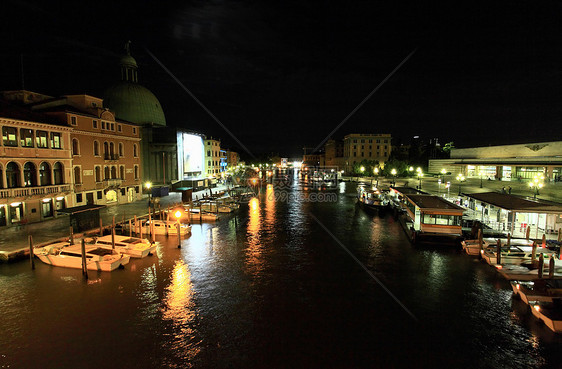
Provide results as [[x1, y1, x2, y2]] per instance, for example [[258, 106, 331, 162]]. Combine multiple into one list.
[[324, 139, 345, 170], [0, 95, 72, 226], [204, 138, 221, 178], [31, 94, 143, 206], [428, 141, 562, 181], [226, 150, 239, 168], [343, 133, 391, 173]]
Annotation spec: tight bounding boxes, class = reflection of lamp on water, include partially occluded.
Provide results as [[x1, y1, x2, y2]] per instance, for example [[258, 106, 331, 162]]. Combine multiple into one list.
[[175, 210, 182, 248]]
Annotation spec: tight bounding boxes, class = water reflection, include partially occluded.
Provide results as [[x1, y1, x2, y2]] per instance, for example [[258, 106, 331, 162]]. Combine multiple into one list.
[[161, 259, 199, 362], [245, 197, 265, 276]]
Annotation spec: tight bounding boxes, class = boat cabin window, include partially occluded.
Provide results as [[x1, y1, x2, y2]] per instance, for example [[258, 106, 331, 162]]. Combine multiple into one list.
[[121, 238, 142, 244], [422, 214, 461, 226], [60, 251, 93, 259], [88, 248, 115, 256]]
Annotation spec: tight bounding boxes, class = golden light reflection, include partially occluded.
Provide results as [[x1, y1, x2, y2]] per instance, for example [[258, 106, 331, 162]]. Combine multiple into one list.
[[246, 197, 264, 275], [161, 260, 200, 359], [265, 185, 276, 230]]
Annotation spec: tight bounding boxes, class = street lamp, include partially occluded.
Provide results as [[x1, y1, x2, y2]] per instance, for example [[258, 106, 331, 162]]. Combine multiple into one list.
[[373, 167, 379, 187], [456, 174, 465, 195], [440, 168, 447, 183], [408, 166, 414, 177], [391, 168, 397, 186], [416, 168, 423, 190], [360, 166, 365, 176], [479, 171, 485, 188], [145, 182, 152, 207], [529, 174, 545, 199]]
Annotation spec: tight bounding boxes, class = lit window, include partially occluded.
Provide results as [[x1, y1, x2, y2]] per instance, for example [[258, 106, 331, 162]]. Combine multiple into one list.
[[2, 127, 18, 147]]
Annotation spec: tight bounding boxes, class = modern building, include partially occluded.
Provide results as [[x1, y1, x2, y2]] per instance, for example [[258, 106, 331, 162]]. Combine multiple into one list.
[[0, 95, 73, 226], [428, 141, 562, 181], [103, 42, 177, 185], [342, 133, 392, 173]]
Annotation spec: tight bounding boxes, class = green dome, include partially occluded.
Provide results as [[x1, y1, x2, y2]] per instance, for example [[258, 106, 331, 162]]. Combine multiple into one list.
[[103, 81, 166, 126], [119, 55, 138, 68]]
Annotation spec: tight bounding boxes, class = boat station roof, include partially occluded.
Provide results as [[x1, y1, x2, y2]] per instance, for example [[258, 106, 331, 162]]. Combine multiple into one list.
[[390, 186, 428, 195], [406, 194, 465, 212], [464, 192, 562, 213]]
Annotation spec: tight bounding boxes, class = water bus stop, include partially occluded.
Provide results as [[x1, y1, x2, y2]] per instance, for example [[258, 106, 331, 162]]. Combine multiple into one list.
[[461, 192, 562, 239]]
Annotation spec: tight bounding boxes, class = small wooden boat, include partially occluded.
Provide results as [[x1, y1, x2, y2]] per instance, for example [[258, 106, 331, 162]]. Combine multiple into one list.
[[86, 235, 156, 258], [184, 207, 220, 221], [357, 186, 388, 211], [34, 241, 130, 271], [529, 300, 562, 333], [496, 263, 562, 281], [482, 246, 556, 266], [141, 220, 192, 236]]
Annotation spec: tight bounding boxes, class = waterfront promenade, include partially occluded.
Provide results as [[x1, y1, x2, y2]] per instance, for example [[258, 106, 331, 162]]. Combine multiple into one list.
[[0, 184, 228, 260]]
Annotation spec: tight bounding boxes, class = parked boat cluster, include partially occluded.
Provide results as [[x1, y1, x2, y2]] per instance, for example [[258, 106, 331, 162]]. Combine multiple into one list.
[[31, 191, 244, 273]]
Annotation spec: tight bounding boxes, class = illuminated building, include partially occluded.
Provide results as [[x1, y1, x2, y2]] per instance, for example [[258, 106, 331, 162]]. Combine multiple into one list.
[[428, 141, 562, 181], [343, 133, 391, 173], [204, 138, 221, 178]]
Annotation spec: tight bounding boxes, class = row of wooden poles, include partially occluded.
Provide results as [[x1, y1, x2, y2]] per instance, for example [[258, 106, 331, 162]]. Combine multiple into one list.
[[476, 229, 558, 278]]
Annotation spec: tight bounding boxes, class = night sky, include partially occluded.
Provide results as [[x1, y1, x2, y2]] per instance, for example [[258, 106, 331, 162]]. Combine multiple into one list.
[[3, 0, 562, 158]]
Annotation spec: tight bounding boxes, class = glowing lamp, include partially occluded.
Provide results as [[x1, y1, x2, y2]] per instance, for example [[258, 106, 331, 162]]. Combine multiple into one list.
[[175, 210, 182, 219]]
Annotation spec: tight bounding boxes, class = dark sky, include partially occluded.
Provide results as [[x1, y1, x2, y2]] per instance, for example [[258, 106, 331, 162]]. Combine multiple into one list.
[[2, 0, 562, 158]]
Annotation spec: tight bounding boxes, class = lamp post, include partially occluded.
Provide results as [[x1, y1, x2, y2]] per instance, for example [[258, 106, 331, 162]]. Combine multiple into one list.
[[479, 171, 484, 188], [175, 210, 182, 248], [391, 168, 397, 187], [529, 174, 545, 199], [374, 167, 379, 187], [145, 182, 152, 208], [416, 167, 423, 190], [360, 166, 365, 177], [456, 174, 465, 195]]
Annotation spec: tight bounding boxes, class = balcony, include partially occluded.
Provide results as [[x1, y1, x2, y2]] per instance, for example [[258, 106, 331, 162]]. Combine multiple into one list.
[[104, 153, 120, 162], [0, 184, 71, 199], [103, 178, 123, 187]]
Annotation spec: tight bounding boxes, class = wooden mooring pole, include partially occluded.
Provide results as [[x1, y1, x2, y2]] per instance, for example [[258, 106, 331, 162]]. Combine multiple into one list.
[[29, 235, 35, 270], [111, 216, 116, 249], [69, 226, 74, 245], [81, 239, 88, 279]]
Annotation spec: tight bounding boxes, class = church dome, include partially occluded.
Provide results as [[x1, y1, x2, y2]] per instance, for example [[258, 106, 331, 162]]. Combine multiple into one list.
[[104, 82, 166, 126], [103, 42, 166, 126]]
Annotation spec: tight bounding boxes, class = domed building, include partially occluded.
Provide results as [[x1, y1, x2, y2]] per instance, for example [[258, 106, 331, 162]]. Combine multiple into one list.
[[103, 42, 178, 185]]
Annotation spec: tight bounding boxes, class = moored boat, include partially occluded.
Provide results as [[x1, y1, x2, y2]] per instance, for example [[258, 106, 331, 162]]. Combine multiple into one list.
[[357, 186, 389, 211], [529, 300, 562, 333], [34, 241, 130, 271], [511, 279, 562, 304], [86, 235, 156, 258], [140, 220, 192, 236]]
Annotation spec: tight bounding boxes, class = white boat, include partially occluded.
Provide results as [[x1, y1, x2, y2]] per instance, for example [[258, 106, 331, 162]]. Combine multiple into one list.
[[86, 235, 157, 258], [481, 246, 556, 266], [357, 186, 389, 211], [34, 241, 130, 272], [141, 220, 192, 236], [184, 207, 220, 221], [511, 280, 562, 304], [529, 300, 562, 333], [461, 239, 490, 256]]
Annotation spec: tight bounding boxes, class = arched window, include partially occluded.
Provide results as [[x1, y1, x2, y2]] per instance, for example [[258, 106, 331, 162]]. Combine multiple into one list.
[[0, 164, 3, 189], [23, 162, 37, 187], [104, 166, 110, 180], [109, 142, 115, 157], [133, 144, 138, 157], [95, 166, 101, 182], [53, 162, 64, 185], [120, 166, 125, 180], [103, 142, 109, 157], [74, 166, 81, 184], [134, 165, 139, 180], [118, 142, 124, 157], [6, 162, 21, 188], [39, 162, 51, 186], [72, 138, 79, 155], [111, 166, 117, 179], [93, 141, 100, 156]]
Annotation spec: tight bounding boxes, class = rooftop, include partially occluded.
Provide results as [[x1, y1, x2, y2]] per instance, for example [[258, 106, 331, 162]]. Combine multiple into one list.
[[407, 194, 465, 211], [464, 192, 562, 213]]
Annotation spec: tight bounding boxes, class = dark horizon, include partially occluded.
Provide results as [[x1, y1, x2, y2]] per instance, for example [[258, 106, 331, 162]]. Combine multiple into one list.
[[2, 0, 562, 158]]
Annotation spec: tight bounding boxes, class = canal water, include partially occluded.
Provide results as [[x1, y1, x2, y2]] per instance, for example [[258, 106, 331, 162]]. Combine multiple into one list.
[[1, 177, 561, 368]]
